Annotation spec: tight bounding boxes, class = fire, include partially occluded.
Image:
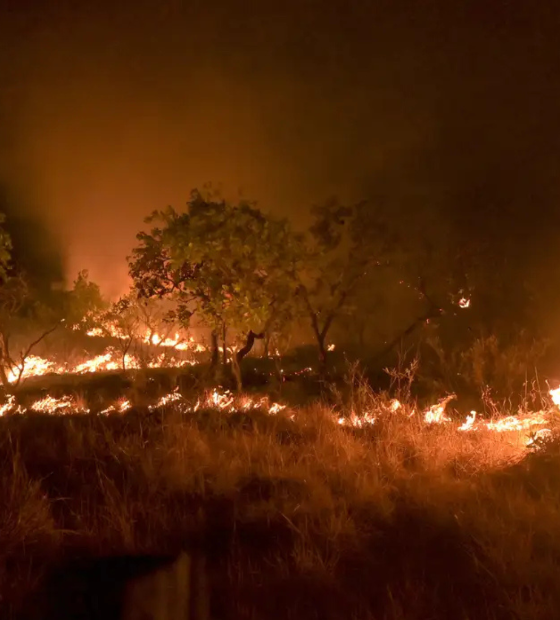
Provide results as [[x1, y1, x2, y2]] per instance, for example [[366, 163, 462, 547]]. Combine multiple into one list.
[[0, 396, 24, 416], [549, 386, 560, 408], [85, 317, 209, 354], [190, 389, 286, 416], [484, 414, 549, 433], [7, 355, 65, 383], [458, 297, 471, 308], [86, 327, 105, 337], [143, 331, 202, 351], [99, 398, 132, 415], [30, 395, 89, 414], [0, 381, 555, 460], [86, 322, 127, 339], [458, 411, 477, 431], [423, 395, 455, 424], [153, 390, 183, 408], [73, 349, 139, 374], [526, 428, 552, 448]]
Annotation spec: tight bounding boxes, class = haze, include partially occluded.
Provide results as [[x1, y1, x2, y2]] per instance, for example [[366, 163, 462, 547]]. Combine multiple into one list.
[[1, 0, 559, 312]]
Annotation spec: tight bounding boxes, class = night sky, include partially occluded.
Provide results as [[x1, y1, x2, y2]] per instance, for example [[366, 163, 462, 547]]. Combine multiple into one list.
[[1, 0, 559, 328]]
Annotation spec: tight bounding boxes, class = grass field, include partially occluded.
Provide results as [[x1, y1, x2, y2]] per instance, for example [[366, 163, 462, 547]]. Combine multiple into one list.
[[2, 381, 560, 619]]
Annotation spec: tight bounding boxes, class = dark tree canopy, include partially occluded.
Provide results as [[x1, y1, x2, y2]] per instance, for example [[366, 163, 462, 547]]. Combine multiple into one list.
[[129, 188, 302, 382], [295, 197, 394, 366]]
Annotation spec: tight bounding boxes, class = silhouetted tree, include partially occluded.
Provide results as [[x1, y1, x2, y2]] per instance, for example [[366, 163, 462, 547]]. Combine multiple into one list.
[[295, 198, 393, 369], [129, 187, 301, 388]]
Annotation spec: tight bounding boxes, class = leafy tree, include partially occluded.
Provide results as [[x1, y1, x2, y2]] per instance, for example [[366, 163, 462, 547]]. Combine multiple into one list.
[[295, 198, 393, 368], [0, 212, 107, 390], [356, 199, 480, 369], [94, 293, 188, 371], [0, 217, 58, 390], [64, 270, 108, 330], [129, 188, 302, 387], [96, 295, 142, 372]]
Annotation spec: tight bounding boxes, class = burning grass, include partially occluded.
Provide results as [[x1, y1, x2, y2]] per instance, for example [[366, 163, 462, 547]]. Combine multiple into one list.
[[2, 383, 560, 619]]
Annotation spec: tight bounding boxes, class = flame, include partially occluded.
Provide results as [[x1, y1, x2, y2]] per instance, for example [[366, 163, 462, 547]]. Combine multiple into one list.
[[484, 414, 549, 433], [423, 395, 455, 424], [84, 315, 210, 354], [73, 348, 139, 374], [458, 411, 477, 431], [153, 389, 183, 408], [4, 319, 560, 454], [86, 327, 105, 337], [7, 355, 65, 383], [99, 398, 132, 415], [549, 386, 560, 408], [0, 382, 555, 458], [458, 297, 471, 308], [0, 395, 24, 416], [30, 395, 89, 414], [526, 428, 552, 449]]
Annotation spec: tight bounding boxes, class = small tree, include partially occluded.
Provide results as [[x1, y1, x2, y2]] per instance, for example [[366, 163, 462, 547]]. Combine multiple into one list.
[[374, 208, 476, 364], [65, 270, 108, 329], [0, 269, 110, 390], [0, 217, 58, 389], [129, 188, 301, 388], [93, 295, 142, 372], [296, 198, 393, 369]]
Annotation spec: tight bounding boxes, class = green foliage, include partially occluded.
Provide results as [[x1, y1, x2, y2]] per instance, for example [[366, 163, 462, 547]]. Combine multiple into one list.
[[129, 188, 302, 347], [63, 270, 108, 329]]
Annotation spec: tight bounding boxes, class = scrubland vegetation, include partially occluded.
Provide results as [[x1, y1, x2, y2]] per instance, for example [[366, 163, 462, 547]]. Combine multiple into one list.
[[2, 375, 560, 620], [0, 188, 559, 619]]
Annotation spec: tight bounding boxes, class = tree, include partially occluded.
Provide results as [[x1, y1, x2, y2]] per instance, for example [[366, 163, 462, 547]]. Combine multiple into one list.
[[97, 293, 188, 370], [97, 295, 141, 372], [0, 217, 61, 390], [129, 188, 302, 387], [64, 270, 108, 330], [295, 198, 393, 369], [0, 268, 109, 390]]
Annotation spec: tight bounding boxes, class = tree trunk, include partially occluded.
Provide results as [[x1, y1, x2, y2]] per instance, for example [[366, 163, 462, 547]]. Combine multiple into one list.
[[121, 338, 133, 372], [210, 331, 219, 368], [232, 330, 264, 391], [0, 362, 11, 393], [236, 330, 264, 366], [222, 323, 228, 367], [231, 355, 242, 393], [317, 332, 327, 372]]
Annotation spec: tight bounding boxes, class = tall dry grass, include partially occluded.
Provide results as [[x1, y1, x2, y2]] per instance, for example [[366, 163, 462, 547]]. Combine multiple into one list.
[[1, 383, 560, 619]]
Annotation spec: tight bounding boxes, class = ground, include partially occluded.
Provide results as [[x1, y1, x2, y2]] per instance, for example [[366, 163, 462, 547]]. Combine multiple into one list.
[[1, 374, 560, 620]]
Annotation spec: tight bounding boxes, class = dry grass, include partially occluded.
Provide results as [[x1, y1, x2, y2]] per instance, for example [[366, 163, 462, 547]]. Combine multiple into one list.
[[1, 385, 560, 619]]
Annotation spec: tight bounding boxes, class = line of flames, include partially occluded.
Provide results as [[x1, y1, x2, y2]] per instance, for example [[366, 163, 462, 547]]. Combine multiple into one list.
[[0, 388, 288, 418], [8, 324, 334, 384], [7, 348, 201, 384], [1, 318, 557, 449], [1, 385, 559, 452]]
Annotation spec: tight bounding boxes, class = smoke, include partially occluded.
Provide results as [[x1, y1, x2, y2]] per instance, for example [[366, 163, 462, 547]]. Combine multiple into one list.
[[0, 185, 65, 291], [0, 0, 559, 320]]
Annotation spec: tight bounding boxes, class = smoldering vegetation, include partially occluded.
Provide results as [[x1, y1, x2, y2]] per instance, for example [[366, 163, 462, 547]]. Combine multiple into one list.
[[1, 376, 560, 620]]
